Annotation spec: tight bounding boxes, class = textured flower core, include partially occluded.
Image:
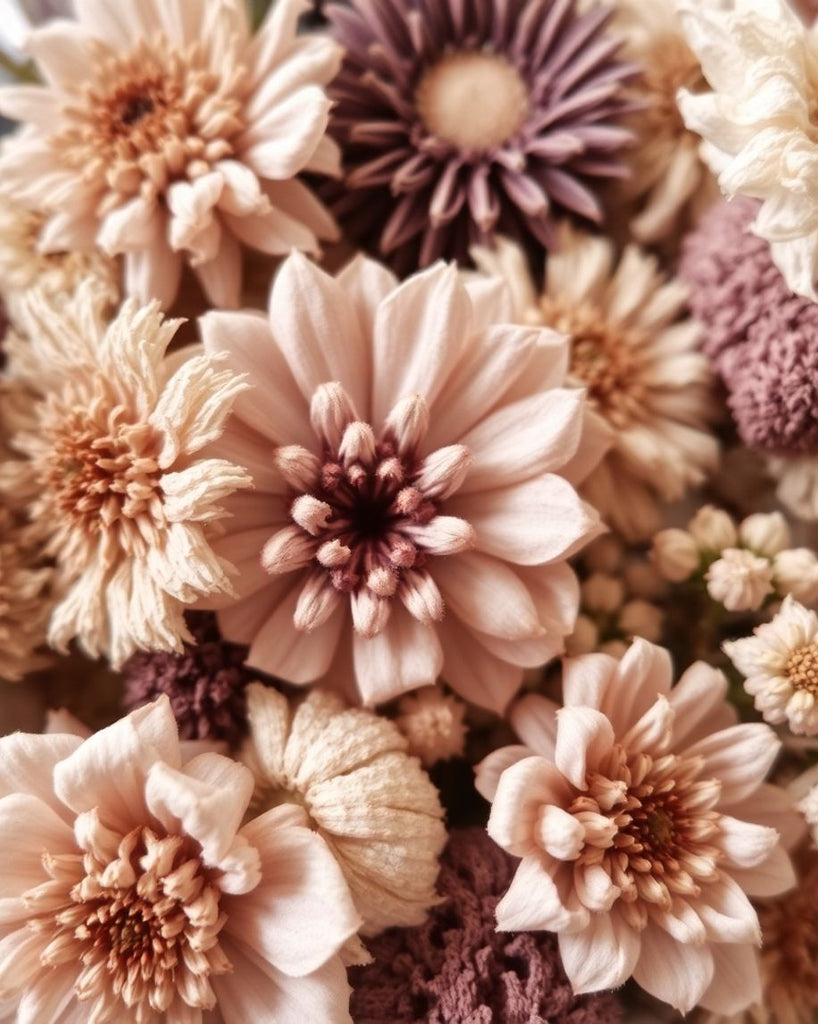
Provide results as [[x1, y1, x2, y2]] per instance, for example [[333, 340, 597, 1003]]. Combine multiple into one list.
[[29, 821, 229, 1021], [265, 383, 474, 638], [539, 298, 644, 428], [42, 409, 162, 553], [786, 644, 818, 694], [567, 742, 721, 927], [415, 52, 528, 151], [56, 38, 242, 212], [639, 35, 702, 142]]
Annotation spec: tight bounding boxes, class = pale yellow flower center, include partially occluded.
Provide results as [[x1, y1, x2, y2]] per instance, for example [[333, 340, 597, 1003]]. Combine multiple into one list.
[[786, 643, 818, 694], [539, 297, 647, 428], [415, 51, 528, 150]]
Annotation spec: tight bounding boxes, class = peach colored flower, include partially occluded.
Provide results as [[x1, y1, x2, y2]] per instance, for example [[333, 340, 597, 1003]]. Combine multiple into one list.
[[0, 0, 341, 309], [2, 284, 251, 666], [475, 639, 797, 1015], [200, 252, 605, 711], [0, 697, 360, 1022], [241, 684, 446, 935]]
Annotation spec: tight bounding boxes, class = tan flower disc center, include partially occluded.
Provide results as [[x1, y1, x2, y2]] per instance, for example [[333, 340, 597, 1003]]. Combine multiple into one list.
[[568, 743, 722, 930], [539, 298, 647, 427], [56, 38, 245, 205], [640, 35, 704, 139], [29, 825, 230, 1021], [786, 643, 818, 694], [42, 404, 163, 552], [415, 51, 529, 150], [263, 382, 475, 638]]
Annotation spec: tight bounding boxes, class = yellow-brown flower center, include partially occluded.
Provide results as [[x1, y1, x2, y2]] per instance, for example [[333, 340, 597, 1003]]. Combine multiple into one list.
[[786, 643, 818, 694], [415, 51, 528, 150], [539, 297, 647, 427]]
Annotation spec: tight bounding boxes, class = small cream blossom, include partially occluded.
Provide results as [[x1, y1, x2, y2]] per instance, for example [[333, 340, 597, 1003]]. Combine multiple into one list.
[[688, 505, 738, 552], [769, 453, 818, 521], [2, 285, 251, 666], [706, 549, 775, 612], [473, 226, 719, 541], [650, 527, 699, 582], [738, 512, 791, 558], [773, 547, 818, 603], [725, 594, 818, 735], [677, 0, 818, 300], [619, 598, 663, 642], [395, 687, 468, 766], [582, 573, 625, 615], [241, 684, 447, 935]]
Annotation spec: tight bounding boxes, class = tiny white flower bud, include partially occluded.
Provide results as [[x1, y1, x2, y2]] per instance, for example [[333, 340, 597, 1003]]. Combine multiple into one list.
[[773, 547, 818, 603], [687, 506, 737, 552], [739, 511, 791, 557], [705, 548, 774, 611], [581, 573, 625, 613], [650, 528, 699, 582], [619, 599, 663, 643]]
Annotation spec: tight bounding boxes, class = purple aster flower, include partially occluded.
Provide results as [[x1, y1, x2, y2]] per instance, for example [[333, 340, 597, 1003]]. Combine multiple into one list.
[[325, 0, 635, 272], [122, 612, 253, 745], [349, 828, 623, 1024]]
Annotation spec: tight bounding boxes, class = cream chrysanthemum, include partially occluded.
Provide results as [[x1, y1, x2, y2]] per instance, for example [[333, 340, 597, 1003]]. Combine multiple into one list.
[[608, 0, 718, 244], [473, 227, 719, 540], [724, 594, 818, 736], [1, 284, 251, 666], [241, 684, 446, 935], [0, 0, 341, 309], [677, 0, 818, 300]]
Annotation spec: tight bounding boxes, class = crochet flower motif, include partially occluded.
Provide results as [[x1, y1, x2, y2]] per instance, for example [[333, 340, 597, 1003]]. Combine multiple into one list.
[[325, 0, 634, 271], [201, 252, 604, 710], [0, 0, 342, 308], [0, 697, 360, 1023], [476, 639, 797, 1016]]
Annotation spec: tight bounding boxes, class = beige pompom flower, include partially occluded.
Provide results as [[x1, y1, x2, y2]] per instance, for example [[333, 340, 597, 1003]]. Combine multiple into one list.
[[395, 686, 468, 766], [473, 227, 719, 540], [0, 0, 341, 309], [241, 683, 447, 935], [1, 284, 251, 666]]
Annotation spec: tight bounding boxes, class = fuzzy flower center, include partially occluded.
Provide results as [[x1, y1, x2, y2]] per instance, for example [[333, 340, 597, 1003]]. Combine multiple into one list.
[[539, 298, 646, 427], [567, 743, 722, 930], [264, 382, 475, 638], [640, 34, 704, 140], [28, 823, 229, 1021], [415, 51, 528, 151], [55, 37, 245, 206], [786, 643, 818, 694], [41, 403, 163, 553]]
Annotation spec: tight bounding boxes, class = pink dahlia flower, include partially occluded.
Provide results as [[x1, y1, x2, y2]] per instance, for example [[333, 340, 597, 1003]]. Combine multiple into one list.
[[475, 639, 798, 1016], [200, 253, 605, 710], [0, 697, 360, 1023], [0, 0, 341, 309]]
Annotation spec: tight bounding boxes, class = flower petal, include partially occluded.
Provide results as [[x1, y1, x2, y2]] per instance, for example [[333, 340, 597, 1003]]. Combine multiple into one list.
[[559, 909, 640, 993], [554, 706, 615, 790], [632, 922, 714, 1013], [488, 755, 571, 857], [683, 723, 780, 806]]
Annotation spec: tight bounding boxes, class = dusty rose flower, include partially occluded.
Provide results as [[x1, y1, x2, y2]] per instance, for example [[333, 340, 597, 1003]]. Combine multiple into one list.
[[241, 684, 446, 935], [201, 252, 604, 710], [0, 0, 341, 309], [0, 697, 360, 1022], [324, 0, 634, 272], [473, 227, 719, 540], [724, 595, 818, 736], [705, 549, 775, 612], [475, 639, 796, 1015], [2, 285, 251, 666], [395, 686, 467, 767]]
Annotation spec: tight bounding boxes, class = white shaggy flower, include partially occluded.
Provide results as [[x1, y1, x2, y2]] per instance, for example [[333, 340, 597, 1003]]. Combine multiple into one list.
[[724, 595, 818, 734], [2, 284, 251, 666], [706, 548, 774, 611], [473, 227, 719, 540], [677, 0, 818, 300]]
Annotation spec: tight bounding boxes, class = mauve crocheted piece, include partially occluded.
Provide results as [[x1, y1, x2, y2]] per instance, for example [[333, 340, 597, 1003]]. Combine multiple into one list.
[[122, 612, 252, 744], [349, 828, 623, 1024], [325, 0, 635, 273], [680, 196, 818, 453]]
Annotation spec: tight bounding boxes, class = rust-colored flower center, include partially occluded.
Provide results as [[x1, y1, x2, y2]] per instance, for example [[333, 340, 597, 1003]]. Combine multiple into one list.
[[787, 643, 818, 693], [41, 403, 163, 551], [568, 744, 722, 930], [539, 297, 647, 427], [29, 826, 230, 1020], [415, 51, 529, 150], [264, 383, 474, 638]]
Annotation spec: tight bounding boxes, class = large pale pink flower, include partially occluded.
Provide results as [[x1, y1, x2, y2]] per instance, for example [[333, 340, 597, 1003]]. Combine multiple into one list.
[[0, 0, 341, 309], [475, 639, 798, 1015], [200, 252, 606, 710], [0, 697, 360, 1023]]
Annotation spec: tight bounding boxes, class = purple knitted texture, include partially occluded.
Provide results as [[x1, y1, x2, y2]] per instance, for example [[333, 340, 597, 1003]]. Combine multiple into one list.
[[122, 612, 252, 744], [349, 828, 623, 1024], [680, 196, 818, 454]]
